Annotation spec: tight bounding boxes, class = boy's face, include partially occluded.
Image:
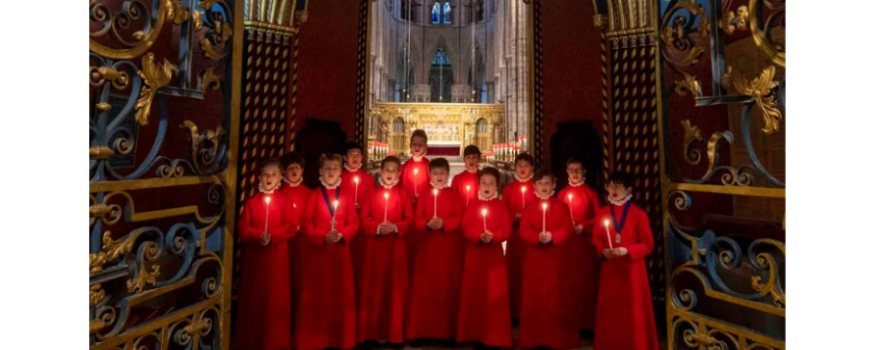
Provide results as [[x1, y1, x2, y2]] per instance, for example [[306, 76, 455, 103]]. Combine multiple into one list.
[[567, 163, 585, 183], [285, 163, 303, 183], [464, 154, 480, 170], [381, 162, 400, 184], [344, 149, 363, 168], [410, 136, 427, 157], [515, 160, 533, 179], [430, 167, 449, 187], [606, 181, 632, 201], [260, 165, 282, 190], [535, 176, 556, 197], [479, 174, 498, 198], [319, 159, 342, 184]]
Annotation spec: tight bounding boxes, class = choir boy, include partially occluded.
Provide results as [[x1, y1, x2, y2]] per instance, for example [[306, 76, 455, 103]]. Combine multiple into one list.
[[450, 145, 481, 209], [518, 169, 580, 349], [456, 167, 513, 348], [407, 158, 466, 343], [278, 152, 311, 333], [501, 152, 535, 319], [341, 141, 375, 290], [592, 171, 659, 350], [356, 155, 415, 345], [235, 158, 298, 350], [556, 158, 602, 332], [295, 154, 359, 350], [399, 129, 430, 274]]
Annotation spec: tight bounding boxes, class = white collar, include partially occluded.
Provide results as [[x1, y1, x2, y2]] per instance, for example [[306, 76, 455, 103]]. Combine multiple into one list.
[[259, 181, 282, 194], [378, 176, 398, 189], [284, 177, 303, 187], [514, 173, 532, 182], [535, 190, 555, 200], [429, 181, 449, 190], [412, 151, 427, 162], [319, 177, 341, 190], [608, 194, 633, 206], [478, 191, 498, 201], [568, 177, 586, 187], [344, 164, 361, 172]]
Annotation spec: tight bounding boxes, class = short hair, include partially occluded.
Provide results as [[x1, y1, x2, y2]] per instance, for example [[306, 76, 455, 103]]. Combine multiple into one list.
[[463, 145, 482, 157], [382, 155, 402, 169], [533, 169, 556, 183], [411, 129, 428, 143], [279, 152, 305, 169], [429, 158, 450, 172], [259, 158, 282, 173], [565, 158, 584, 168], [514, 153, 535, 166], [318, 153, 343, 168], [608, 170, 633, 188], [478, 167, 501, 182], [344, 141, 363, 155]]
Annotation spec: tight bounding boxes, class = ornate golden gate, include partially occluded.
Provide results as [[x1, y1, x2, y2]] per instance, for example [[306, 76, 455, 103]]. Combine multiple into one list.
[[656, 1, 786, 349]]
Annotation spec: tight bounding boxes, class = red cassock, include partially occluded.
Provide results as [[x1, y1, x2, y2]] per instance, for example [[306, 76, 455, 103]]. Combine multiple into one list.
[[235, 191, 298, 350], [406, 186, 466, 340], [294, 186, 359, 350], [456, 198, 513, 347], [399, 158, 431, 275], [591, 202, 659, 350], [341, 169, 375, 293], [501, 178, 534, 318], [518, 197, 580, 349], [356, 185, 414, 343], [450, 169, 479, 209], [556, 184, 602, 330], [279, 183, 312, 332]]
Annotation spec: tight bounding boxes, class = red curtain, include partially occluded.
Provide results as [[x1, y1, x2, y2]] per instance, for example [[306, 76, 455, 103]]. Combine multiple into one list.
[[427, 145, 460, 156]]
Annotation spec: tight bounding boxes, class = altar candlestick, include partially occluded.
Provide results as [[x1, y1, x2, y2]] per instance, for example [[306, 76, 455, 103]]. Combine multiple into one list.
[[354, 177, 360, 205], [568, 194, 576, 226], [383, 192, 389, 222], [541, 203, 548, 233], [521, 186, 527, 208], [604, 219, 613, 250], [264, 196, 271, 234], [481, 208, 488, 232], [466, 185, 471, 206], [433, 188, 438, 218]]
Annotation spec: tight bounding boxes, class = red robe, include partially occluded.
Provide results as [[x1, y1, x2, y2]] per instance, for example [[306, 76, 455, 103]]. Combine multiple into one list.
[[456, 198, 513, 347], [294, 186, 359, 350], [591, 202, 659, 350], [235, 191, 298, 350], [450, 169, 479, 209], [501, 178, 534, 318], [279, 183, 312, 333], [356, 184, 414, 343], [398, 158, 431, 275], [406, 186, 466, 340], [341, 168, 375, 293], [518, 196, 580, 349], [556, 183, 602, 330]]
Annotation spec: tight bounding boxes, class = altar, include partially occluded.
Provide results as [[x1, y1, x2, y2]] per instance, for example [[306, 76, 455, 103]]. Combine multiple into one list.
[[367, 102, 505, 158]]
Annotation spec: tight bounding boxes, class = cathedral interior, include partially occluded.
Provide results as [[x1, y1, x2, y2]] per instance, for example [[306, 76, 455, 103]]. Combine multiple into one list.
[[86, 0, 787, 349]]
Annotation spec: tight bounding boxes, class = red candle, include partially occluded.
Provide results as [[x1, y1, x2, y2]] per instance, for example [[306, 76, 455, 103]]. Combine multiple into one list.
[[521, 186, 527, 209]]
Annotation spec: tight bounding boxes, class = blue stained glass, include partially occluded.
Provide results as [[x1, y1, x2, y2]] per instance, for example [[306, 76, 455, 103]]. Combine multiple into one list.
[[443, 2, 452, 24], [432, 2, 441, 24]]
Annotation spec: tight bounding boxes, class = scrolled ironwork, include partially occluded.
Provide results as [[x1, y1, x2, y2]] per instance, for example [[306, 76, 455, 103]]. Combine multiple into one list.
[[659, 0, 708, 72]]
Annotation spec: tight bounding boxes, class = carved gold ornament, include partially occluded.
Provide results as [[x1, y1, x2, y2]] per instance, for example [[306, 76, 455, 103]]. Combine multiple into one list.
[[675, 73, 702, 99], [728, 65, 783, 134], [593, 14, 607, 29], [135, 53, 178, 126], [90, 146, 116, 160], [128, 264, 161, 293], [201, 67, 221, 93], [681, 120, 703, 165], [717, 6, 749, 35], [90, 66, 130, 90], [166, 0, 191, 25], [90, 284, 107, 306], [90, 231, 137, 273], [295, 10, 309, 26], [660, 0, 707, 67], [192, 9, 204, 30], [183, 120, 225, 166]]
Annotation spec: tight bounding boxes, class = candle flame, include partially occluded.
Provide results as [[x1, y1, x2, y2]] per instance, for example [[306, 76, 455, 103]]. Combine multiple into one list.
[[333, 200, 339, 208], [384, 193, 389, 199], [481, 209, 487, 216], [466, 185, 471, 191], [265, 196, 271, 204], [604, 219, 609, 226], [354, 177, 359, 183], [522, 186, 526, 192], [542, 203, 548, 210], [433, 189, 438, 195], [414, 168, 419, 174], [568, 194, 573, 200]]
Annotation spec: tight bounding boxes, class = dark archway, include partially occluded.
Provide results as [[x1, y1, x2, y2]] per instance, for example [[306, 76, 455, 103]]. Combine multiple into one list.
[[550, 120, 602, 199]]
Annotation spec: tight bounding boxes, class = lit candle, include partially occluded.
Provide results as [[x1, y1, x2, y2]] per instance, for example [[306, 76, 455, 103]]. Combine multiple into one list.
[[466, 185, 471, 206], [332, 200, 339, 229], [383, 192, 389, 222], [413, 168, 419, 196], [481, 208, 488, 232], [354, 177, 360, 205], [264, 196, 271, 234], [542, 203, 548, 233], [521, 186, 527, 209], [604, 219, 613, 250], [568, 194, 576, 226], [433, 188, 439, 218]]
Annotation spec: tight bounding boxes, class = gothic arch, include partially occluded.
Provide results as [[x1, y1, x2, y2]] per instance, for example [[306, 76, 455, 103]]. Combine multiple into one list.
[[421, 33, 459, 84]]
